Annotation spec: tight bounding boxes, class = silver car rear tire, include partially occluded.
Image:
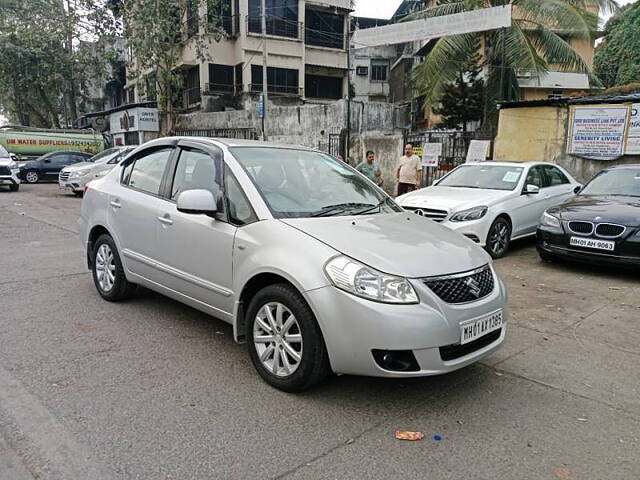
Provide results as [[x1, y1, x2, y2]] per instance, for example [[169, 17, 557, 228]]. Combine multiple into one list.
[[247, 284, 330, 392]]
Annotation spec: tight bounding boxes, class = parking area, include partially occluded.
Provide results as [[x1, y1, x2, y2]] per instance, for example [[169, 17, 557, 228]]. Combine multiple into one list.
[[1, 184, 639, 480]]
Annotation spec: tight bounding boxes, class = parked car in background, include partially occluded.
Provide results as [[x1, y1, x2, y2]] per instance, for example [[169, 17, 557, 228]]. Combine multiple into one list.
[[396, 162, 581, 258], [0, 144, 20, 192], [59, 146, 135, 196], [19, 151, 93, 184], [80, 138, 507, 391], [538, 165, 640, 266]]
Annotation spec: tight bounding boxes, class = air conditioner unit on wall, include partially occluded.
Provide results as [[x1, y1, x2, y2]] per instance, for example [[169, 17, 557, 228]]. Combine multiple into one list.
[[356, 66, 369, 76]]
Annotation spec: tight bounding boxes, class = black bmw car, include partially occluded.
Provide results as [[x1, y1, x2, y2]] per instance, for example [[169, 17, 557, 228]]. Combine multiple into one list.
[[18, 151, 92, 184], [537, 165, 640, 266]]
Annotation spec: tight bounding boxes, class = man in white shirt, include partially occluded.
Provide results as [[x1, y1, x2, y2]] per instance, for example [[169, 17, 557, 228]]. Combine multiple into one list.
[[396, 144, 422, 196]]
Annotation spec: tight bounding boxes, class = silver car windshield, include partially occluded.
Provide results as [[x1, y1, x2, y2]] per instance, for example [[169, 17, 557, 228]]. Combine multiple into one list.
[[231, 147, 401, 218], [438, 165, 524, 191]]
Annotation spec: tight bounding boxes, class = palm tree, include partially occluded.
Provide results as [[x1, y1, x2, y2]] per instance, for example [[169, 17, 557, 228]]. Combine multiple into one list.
[[410, 0, 619, 126]]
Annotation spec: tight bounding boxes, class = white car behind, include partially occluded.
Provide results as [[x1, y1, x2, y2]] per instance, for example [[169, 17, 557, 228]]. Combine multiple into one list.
[[396, 162, 581, 258], [59, 146, 135, 196], [0, 144, 20, 192]]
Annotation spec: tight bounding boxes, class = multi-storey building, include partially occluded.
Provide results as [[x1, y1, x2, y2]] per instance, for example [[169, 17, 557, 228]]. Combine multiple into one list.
[[129, 0, 351, 111]]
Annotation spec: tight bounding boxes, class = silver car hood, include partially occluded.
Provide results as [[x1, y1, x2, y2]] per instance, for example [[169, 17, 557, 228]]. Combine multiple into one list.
[[281, 213, 491, 278]]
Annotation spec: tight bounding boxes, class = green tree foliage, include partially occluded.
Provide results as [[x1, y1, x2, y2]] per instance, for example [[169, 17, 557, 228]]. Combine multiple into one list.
[[594, 3, 640, 89], [433, 60, 484, 131], [410, 0, 618, 127], [0, 0, 118, 127], [120, 0, 224, 131]]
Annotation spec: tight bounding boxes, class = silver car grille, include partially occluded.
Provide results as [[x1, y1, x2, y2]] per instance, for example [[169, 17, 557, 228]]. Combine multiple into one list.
[[59, 171, 70, 182], [403, 206, 448, 222], [422, 265, 495, 304]]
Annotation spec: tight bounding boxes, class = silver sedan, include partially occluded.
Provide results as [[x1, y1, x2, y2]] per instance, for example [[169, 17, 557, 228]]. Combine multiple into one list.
[[79, 138, 507, 391]]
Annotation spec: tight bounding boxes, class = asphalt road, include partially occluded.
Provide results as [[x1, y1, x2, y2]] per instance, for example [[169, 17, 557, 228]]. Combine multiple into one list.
[[1, 184, 639, 480]]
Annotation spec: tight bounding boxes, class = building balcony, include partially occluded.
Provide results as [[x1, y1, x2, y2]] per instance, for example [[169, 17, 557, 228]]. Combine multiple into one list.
[[246, 15, 303, 41]]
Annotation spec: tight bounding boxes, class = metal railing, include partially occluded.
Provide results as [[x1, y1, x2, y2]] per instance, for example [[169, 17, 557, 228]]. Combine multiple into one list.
[[249, 83, 303, 97], [181, 87, 202, 108], [305, 30, 346, 50], [208, 14, 241, 37], [172, 127, 258, 140], [405, 130, 478, 187], [246, 14, 302, 40], [203, 83, 245, 95]]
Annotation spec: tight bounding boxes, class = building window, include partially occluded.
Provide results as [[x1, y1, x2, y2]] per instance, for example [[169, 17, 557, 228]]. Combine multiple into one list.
[[305, 8, 344, 49], [182, 66, 201, 107], [248, 0, 299, 39], [186, 0, 199, 38], [208, 0, 236, 35], [125, 86, 135, 104], [305, 74, 342, 100], [235, 63, 243, 93], [371, 61, 388, 82], [251, 65, 299, 95], [548, 89, 563, 99], [145, 74, 157, 101], [209, 64, 235, 93]]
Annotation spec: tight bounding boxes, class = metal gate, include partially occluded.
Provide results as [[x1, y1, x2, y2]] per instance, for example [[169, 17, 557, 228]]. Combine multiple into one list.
[[172, 127, 258, 140], [318, 129, 344, 159], [404, 130, 478, 186]]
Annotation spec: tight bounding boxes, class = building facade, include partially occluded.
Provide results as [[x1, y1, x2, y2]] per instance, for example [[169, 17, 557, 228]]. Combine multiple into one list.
[[128, 0, 351, 112]]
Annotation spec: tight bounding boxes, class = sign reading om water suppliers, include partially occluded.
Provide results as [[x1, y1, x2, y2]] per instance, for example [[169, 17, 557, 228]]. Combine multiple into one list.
[[568, 105, 631, 160]]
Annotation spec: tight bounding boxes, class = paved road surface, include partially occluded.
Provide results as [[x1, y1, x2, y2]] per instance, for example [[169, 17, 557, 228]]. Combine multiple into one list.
[[1, 184, 638, 479]]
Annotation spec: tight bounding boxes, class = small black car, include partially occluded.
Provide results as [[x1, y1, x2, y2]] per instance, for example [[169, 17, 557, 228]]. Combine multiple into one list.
[[19, 151, 93, 184], [537, 165, 640, 266]]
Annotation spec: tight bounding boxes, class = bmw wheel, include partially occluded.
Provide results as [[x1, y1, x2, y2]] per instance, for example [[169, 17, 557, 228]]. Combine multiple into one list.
[[247, 284, 330, 392], [92, 234, 136, 302], [486, 217, 511, 259], [24, 170, 39, 184]]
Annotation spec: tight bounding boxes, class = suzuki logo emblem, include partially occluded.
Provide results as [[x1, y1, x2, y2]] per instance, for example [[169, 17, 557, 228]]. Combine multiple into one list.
[[465, 277, 482, 298], [414, 209, 425, 216]]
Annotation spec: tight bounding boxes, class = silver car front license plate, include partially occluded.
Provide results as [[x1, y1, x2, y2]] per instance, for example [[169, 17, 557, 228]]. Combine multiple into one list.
[[569, 236, 615, 251], [460, 310, 503, 345]]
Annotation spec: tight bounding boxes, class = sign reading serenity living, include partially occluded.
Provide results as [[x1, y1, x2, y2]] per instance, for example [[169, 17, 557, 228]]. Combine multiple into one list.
[[567, 105, 631, 160], [352, 5, 512, 49]]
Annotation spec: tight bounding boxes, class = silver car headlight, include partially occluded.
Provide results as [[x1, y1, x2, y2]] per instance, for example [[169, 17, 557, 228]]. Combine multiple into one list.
[[450, 206, 488, 223], [540, 211, 562, 231], [324, 255, 419, 304]]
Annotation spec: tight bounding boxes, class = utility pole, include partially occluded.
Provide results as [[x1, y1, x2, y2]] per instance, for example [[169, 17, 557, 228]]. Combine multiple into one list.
[[261, 0, 268, 140], [345, 28, 351, 164]]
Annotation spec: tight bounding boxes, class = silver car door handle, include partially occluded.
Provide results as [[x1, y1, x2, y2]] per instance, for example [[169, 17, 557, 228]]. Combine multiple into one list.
[[110, 200, 121, 208], [158, 216, 173, 226]]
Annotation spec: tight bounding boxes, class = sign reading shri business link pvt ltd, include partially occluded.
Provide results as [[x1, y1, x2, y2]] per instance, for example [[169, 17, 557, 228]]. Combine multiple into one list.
[[352, 5, 512, 49], [567, 105, 632, 160]]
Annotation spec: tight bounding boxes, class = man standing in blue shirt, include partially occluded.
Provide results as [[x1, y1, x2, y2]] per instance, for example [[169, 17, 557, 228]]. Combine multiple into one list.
[[356, 150, 383, 186]]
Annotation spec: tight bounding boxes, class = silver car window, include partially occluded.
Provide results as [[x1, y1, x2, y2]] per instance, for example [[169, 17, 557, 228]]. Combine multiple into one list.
[[127, 148, 172, 195]]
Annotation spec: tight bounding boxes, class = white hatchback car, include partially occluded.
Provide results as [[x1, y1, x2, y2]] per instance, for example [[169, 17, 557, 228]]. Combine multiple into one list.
[[397, 162, 581, 258], [79, 138, 508, 391]]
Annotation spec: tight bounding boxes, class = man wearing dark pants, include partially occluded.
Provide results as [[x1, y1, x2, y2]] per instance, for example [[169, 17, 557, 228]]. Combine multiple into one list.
[[396, 144, 422, 196]]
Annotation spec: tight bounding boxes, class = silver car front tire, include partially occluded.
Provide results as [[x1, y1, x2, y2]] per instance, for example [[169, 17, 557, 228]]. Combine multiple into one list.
[[247, 284, 330, 392]]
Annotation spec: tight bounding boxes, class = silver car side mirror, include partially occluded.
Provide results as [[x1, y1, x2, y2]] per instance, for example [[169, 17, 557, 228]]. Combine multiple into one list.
[[524, 184, 540, 195], [176, 189, 218, 215]]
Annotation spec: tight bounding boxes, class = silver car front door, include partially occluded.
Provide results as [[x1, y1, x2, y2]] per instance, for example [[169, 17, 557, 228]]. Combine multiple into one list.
[[108, 147, 174, 283], [155, 144, 237, 318]]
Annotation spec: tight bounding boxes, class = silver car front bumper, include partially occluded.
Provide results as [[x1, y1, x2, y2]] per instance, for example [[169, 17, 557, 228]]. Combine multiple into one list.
[[305, 268, 507, 377]]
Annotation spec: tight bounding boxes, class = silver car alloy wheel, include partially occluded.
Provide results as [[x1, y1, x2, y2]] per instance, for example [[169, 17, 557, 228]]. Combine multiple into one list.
[[489, 222, 509, 256], [25, 171, 38, 183], [95, 244, 116, 292], [253, 302, 303, 377]]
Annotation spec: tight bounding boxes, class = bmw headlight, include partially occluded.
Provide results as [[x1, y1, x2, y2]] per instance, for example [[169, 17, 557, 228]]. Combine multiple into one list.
[[450, 206, 488, 223], [540, 211, 562, 231], [324, 255, 419, 304]]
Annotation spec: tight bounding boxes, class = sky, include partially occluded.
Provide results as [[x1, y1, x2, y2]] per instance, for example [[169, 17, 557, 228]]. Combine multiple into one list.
[[353, 0, 637, 21]]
